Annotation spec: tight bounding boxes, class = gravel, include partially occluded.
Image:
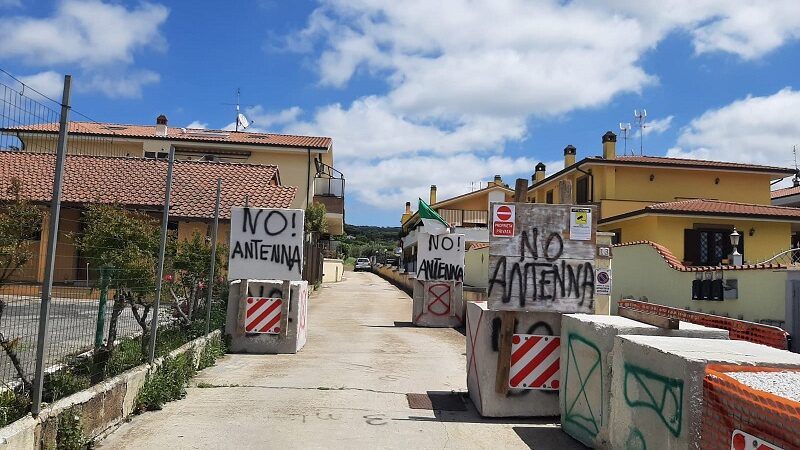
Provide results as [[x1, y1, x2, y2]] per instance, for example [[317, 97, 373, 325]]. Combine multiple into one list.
[[726, 371, 800, 403]]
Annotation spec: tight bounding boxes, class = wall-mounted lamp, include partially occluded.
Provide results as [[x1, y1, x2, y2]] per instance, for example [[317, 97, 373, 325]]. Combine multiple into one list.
[[749, 227, 755, 236], [649, 174, 655, 181], [715, 177, 720, 184]]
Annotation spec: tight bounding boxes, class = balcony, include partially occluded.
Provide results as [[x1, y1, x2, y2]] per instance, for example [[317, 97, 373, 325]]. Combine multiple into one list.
[[313, 177, 345, 215], [438, 209, 488, 227]]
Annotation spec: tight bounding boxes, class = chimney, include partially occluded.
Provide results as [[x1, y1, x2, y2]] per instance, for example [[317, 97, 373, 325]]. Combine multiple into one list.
[[401, 201, 413, 225], [493, 174, 503, 187], [534, 163, 546, 183], [564, 145, 577, 167], [429, 185, 437, 205], [602, 131, 617, 160], [155, 114, 168, 137]]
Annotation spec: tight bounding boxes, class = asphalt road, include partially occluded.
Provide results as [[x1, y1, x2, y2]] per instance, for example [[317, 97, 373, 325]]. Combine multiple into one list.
[[97, 272, 585, 449]]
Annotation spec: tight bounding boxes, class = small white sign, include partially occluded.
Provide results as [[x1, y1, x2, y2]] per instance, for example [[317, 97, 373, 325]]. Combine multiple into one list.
[[595, 268, 612, 296], [492, 204, 515, 237], [228, 207, 305, 281], [416, 232, 465, 282], [569, 207, 592, 241]]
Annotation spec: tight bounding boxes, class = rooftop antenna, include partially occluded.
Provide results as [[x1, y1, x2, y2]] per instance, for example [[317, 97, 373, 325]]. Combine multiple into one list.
[[793, 145, 799, 187], [633, 109, 647, 155], [619, 122, 631, 156], [235, 88, 241, 132]]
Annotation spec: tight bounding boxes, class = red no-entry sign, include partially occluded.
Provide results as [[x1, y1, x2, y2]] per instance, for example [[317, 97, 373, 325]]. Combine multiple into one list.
[[492, 204, 515, 237]]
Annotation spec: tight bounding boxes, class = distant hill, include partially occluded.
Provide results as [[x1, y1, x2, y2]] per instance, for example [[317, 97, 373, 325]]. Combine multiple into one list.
[[343, 224, 402, 243]]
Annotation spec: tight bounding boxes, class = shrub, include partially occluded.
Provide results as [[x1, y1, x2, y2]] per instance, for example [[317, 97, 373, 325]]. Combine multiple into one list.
[[0, 389, 30, 428], [135, 350, 196, 412], [56, 407, 87, 450], [42, 372, 91, 403]]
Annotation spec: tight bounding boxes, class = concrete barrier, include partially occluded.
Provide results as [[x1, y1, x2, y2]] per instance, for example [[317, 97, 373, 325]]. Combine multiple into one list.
[[466, 301, 562, 417], [225, 279, 309, 354], [559, 314, 729, 449], [609, 335, 800, 450], [412, 280, 465, 327]]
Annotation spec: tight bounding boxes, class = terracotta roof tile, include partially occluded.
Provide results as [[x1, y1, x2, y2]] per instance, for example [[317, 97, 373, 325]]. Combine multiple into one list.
[[3, 121, 331, 150], [612, 155, 793, 173], [613, 241, 786, 272], [468, 242, 489, 251], [771, 185, 800, 199], [644, 198, 800, 219], [0, 152, 296, 219]]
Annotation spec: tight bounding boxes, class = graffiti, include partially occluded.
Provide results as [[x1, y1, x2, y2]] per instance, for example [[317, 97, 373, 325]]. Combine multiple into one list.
[[364, 414, 388, 426], [488, 257, 595, 308], [625, 428, 647, 450], [623, 363, 684, 437], [426, 283, 452, 316], [298, 286, 308, 332], [416, 232, 465, 282], [229, 207, 304, 280], [416, 258, 463, 282], [562, 333, 602, 440]]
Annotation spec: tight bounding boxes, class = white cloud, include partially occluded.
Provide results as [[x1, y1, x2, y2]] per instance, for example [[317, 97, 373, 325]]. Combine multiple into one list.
[[186, 121, 208, 129], [0, 0, 169, 98], [667, 88, 800, 170], [17, 70, 64, 99], [638, 115, 674, 137], [281, 1, 800, 208], [223, 106, 304, 132]]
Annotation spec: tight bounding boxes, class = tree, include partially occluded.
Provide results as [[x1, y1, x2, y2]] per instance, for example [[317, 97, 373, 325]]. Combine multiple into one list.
[[305, 201, 328, 235], [0, 178, 43, 390], [75, 204, 159, 354], [167, 232, 226, 326]]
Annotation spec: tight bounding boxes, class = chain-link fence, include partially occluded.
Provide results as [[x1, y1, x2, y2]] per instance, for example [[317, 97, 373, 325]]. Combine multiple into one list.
[[0, 70, 227, 427]]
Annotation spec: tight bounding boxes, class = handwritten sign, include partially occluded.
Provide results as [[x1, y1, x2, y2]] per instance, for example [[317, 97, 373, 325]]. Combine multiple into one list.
[[228, 207, 305, 281], [488, 203, 597, 313], [416, 232, 465, 282]]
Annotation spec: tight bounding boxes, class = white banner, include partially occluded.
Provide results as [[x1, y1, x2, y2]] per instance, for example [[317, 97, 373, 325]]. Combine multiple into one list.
[[228, 207, 305, 281], [416, 232, 465, 282]]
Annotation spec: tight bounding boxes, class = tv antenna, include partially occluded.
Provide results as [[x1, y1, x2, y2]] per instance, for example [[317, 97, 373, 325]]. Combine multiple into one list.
[[619, 122, 631, 156], [634, 109, 647, 155], [793, 145, 799, 187]]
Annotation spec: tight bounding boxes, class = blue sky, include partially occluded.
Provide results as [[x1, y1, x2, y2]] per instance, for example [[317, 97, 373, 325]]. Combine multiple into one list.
[[1, 0, 799, 226]]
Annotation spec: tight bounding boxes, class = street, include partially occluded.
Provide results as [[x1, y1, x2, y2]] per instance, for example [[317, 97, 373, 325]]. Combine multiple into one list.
[[97, 271, 584, 449]]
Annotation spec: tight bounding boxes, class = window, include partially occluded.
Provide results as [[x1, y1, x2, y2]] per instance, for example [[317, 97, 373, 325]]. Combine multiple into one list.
[[546, 190, 554, 204], [684, 228, 744, 266], [610, 229, 622, 245], [576, 176, 589, 204], [144, 151, 168, 160]]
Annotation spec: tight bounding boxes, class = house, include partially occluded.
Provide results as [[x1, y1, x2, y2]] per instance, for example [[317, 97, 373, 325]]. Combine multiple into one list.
[[0, 152, 295, 284], [1, 115, 345, 235], [400, 177, 513, 288], [527, 131, 799, 265]]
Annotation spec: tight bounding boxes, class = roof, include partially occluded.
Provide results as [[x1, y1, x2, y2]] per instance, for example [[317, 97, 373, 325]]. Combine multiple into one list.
[[0, 152, 296, 220], [402, 183, 513, 229], [468, 242, 489, 251], [529, 154, 795, 191], [601, 198, 800, 224], [614, 241, 785, 272], [3, 121, 332, 151], [771, 185, 800, 200]]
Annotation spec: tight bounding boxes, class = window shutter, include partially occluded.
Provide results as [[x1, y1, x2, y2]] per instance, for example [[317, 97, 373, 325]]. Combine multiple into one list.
[[683, 229, 700, 265]]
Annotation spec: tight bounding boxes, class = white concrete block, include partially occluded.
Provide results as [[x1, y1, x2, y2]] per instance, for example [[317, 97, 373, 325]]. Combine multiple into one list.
[[412, 280, 465, 327], [610, 335, 800, 450], [466, 301, 561, 417], [559, 314, 729, 449], [225, 280, 309, 354]]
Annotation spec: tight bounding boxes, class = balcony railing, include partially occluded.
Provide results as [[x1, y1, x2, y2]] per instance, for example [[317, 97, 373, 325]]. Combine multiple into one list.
[[314, 177, 344, 197], [438, 209, 488, 227]]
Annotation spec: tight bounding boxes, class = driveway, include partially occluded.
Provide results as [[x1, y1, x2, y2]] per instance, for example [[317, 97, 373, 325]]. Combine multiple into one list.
[[97, 271, 583, 449]]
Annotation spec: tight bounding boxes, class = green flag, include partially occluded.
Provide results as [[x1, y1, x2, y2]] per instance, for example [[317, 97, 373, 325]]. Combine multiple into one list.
[[418, 198, 449, 235]]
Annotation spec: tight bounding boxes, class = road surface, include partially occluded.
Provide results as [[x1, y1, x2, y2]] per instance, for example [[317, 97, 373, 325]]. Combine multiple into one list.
[[98, 271, 584, 449]]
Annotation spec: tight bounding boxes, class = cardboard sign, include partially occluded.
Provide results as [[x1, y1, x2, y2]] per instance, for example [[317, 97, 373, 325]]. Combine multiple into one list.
[[492, 204, 515, 237], [416, 232, 465, 282], [488, 203, 598, 313], [595, 268, 612, 296], [228, 207, 305, 281]]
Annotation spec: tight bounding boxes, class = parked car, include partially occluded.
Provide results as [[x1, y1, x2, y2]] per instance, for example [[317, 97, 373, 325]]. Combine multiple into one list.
[[354, 258, 372, 272]]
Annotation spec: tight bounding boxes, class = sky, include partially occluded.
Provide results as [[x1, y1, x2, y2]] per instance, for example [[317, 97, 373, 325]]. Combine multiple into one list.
[[0, 0, 799, 227]]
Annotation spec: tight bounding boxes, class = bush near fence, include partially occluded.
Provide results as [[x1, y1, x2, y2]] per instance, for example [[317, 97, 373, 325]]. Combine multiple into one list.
[[701, 364, 800, 450]]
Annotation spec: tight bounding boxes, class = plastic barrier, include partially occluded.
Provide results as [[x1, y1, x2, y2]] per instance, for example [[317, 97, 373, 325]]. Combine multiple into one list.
[[618, 299, 790, 350]]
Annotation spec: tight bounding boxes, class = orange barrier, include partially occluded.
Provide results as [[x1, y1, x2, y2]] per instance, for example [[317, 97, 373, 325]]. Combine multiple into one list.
[[617, 299, 790, 350], [702, 364, 800, 450]]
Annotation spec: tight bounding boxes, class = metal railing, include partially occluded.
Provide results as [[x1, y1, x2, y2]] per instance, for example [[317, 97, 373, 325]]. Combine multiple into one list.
[[438, 208, 488, 226], [756, 247, 800, 266]]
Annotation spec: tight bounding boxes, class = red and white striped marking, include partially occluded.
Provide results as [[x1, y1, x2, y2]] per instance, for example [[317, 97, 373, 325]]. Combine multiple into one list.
[[731, 430, 782, 450], [509, 334, 560, 390], [245, 297, 282, 334]]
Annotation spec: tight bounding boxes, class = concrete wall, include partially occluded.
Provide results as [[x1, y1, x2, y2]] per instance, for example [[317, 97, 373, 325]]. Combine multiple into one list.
[[225, 279, 309, 354], [559, 314, 728, 449], [613, 243, 789, 325], [412, 280, 464, 327], [609, 335, 800, 450], [322, 258, 344, 283], [0, 331, 221, 450], [464, 246, 488, 289]]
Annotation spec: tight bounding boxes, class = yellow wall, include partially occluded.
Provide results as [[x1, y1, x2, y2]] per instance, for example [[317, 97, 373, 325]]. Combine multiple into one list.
[[464, 246, 489, 288], [604, 215, 792, 264], [612, 244, 788, 325], [177, 221, 231, 247]]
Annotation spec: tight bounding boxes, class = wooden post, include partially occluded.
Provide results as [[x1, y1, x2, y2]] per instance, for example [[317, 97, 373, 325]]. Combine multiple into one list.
[[494, 311, 515, 394], [514, 178, 528, 203]]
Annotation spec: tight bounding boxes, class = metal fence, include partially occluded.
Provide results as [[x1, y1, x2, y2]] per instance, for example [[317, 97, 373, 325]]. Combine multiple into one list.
[[0, 70, 226, 424]]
